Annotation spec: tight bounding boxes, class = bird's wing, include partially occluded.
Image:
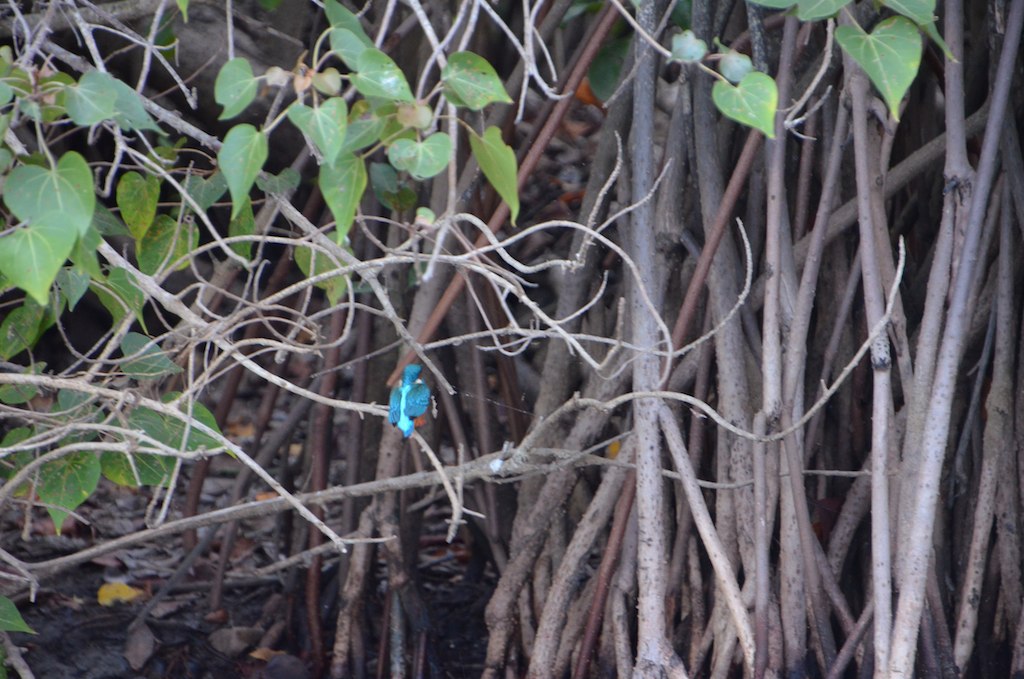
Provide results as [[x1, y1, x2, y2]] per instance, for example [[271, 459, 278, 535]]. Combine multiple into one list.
[[389, 387, 403, 425], [404, 384, 431, 418]]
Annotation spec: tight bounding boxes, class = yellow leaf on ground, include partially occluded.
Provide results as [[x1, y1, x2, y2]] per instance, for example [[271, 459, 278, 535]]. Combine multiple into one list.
[[97, 581, 145, 606]]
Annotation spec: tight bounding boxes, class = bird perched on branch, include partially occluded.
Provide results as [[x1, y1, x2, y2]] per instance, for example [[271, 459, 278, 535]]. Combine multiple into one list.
[[389, 363, 431, 438]]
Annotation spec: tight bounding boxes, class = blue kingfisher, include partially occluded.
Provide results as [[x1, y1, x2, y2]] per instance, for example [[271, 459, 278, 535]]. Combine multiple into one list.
[[389, 363, 431, 438]]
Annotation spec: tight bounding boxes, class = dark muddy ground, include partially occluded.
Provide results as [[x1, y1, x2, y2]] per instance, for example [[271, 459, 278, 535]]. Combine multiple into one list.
[[4, 479, 492, 678]]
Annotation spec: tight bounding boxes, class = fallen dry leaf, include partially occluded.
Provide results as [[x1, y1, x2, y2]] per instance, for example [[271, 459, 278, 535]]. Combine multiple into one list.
[[124, 623, 156, 670], [97, 582, 145, 606], [209, 626, 263, 657]]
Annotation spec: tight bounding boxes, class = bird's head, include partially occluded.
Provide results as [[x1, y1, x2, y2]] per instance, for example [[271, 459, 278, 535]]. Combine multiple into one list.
[[402, 363, 422, 385]]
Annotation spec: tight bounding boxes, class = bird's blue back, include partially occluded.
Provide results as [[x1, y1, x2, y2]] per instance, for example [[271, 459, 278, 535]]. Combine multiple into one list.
[[390, 363, 430, 437]]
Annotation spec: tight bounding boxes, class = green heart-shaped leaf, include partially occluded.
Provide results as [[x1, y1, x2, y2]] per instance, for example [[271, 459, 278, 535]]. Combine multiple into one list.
[[320, 153, 367, 243], [70, 225, 104, 279], [38, 452, 101, 534], [329, 28, 368, 69], [352, 49, 414, 102], [670, 30, 707, 63], [396, 102, 433, 130], [137, 214, 198, 274], [228, 198, 255, 259], [0, 302, 45, 360], [369, 162, 415, 212], [218, 124, 268, 219], [295, 245, 348, 305], [255, 168, 300, 194], [93, 268, 146, 330], [325, 0, 373, 67], [0, 215, 77, 305], [836, 16, 921, 120], [116, 171, 160, 240], [182, 171, 228, 212], [341, 108, 385, 155], [101, 450, 174, 487], [441, 52, 513, 111], [4, 151, 95, 237], [0, 381, 37, 405], [287, 98, 348, 164], [387, 132, 451, 180], [55, 267, 90, 310], [109, 78, 160, 131], [711, 71, 777, 138], [91, 205, 130, 237], [469, 126, 519, 224], [37, 72, 73, 124], [312, 67, 342, 95], [127, 398, 220, 456], [215, 57, 259, 120], [589, 37, 631, 101], [795, 0, 848, 20], [883, 0, 934, 24], [65, 71, 117, 125], [920, 21, 953, 60], [120, 331, 182, 379], [0, 596, 33, 634], [719, 50, 752, 84], [883, 0, 950, 58]]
